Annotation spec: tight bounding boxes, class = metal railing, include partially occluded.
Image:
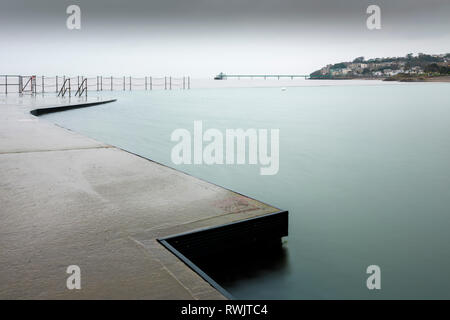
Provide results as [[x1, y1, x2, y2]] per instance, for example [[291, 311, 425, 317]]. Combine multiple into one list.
[[20, 75, 37, 94], [0, 75, 37, 94], [0, 75, 191, 96], [57, 78, 71, 97], [75, 78, 87, 97]]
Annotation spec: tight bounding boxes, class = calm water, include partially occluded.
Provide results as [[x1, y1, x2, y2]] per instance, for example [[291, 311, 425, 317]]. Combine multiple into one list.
[[43, 81, 450, 299]]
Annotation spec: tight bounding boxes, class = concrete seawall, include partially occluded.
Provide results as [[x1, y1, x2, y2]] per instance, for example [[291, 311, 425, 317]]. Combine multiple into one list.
[[29, 99, 117, 116], [0, 94, 286, 299]]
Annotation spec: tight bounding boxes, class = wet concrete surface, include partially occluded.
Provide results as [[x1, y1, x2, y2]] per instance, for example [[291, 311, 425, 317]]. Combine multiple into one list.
[[0, 94, 279, 299]]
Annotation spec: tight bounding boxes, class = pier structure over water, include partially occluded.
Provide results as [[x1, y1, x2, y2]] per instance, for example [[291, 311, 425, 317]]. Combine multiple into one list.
[[214, 72, 309, 80], [214, 72, 333, 80]]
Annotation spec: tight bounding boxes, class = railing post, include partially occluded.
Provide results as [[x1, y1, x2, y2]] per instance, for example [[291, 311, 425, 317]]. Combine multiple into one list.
[[68, 78, 71, 97], [42, 76, 45, 94], [101, 76, 103, 91], [164, 77, 167, 90], [145, 76, 147, 90], [96, 76, 99, 91], [123, 76, 125, 91], [188, 76, 190, 89], [85, 78, 88, 98], [170, 77, 172, 90], [183, 76, 185, 90], [150, 76, 152, 90], [5, 75, 7, 94], [129, 76, 131, 91], [111, 76, 113, 91]]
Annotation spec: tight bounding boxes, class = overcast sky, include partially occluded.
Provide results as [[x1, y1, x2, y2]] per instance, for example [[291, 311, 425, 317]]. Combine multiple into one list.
[[1, 0, 449, 77]]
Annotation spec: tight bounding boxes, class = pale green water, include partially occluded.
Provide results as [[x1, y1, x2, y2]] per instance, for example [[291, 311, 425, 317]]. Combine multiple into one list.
[[43, 83, 450, 299]]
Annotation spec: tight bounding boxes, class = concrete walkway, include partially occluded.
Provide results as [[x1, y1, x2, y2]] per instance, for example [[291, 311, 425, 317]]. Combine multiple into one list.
[[0, 94, 279, 299]]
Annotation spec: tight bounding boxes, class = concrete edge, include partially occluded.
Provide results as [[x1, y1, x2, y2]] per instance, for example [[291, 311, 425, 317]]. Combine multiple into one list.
[[113, 146, 284, 212], [158, 239, 235, 300], [29, 99, 117, 116], [158, 210, 289, 300], [29, 97, 283, 213]]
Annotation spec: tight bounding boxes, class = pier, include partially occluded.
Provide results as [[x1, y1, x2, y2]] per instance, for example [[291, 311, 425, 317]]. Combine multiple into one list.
[[213, 73, 334, 80], [214, 72, 311, 80], [0, 94, 287, 299]]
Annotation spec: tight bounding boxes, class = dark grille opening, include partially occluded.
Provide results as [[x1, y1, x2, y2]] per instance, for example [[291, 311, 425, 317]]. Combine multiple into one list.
[[159, 211, 289, 298]]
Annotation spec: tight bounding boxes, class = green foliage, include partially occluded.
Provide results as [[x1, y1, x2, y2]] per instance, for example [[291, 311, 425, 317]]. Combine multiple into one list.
[[424, 63, 450, 74], [331, 63, 347, 69], [311, 53, 449, 79], [310, 70, 322, 77], [418, 53, 440, 62]]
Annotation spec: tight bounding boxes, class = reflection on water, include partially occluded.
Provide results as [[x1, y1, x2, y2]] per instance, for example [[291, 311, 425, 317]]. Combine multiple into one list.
[[195, 240, 289, 291]]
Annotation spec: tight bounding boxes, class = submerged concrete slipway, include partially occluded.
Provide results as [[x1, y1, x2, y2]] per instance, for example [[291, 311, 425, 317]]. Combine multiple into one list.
[[0, 94, 285, 299]]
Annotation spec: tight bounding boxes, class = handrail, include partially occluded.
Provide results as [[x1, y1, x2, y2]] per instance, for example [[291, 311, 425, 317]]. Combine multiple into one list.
[[21, 77, 32, 92], [20, 75, 36, 94], [57, 78, 71, 97], [75, 78, 87, 97], [1, 75, 191, 95]]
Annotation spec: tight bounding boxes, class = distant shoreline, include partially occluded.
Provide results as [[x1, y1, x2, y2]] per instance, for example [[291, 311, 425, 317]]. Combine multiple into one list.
[[309, 77, 385, 81], [383, 75, 450, 83], [309, 76, 450, 83]]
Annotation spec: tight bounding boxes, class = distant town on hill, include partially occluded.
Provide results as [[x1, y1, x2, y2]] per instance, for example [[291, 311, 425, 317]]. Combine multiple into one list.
[[310, 53, 450, 80]]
